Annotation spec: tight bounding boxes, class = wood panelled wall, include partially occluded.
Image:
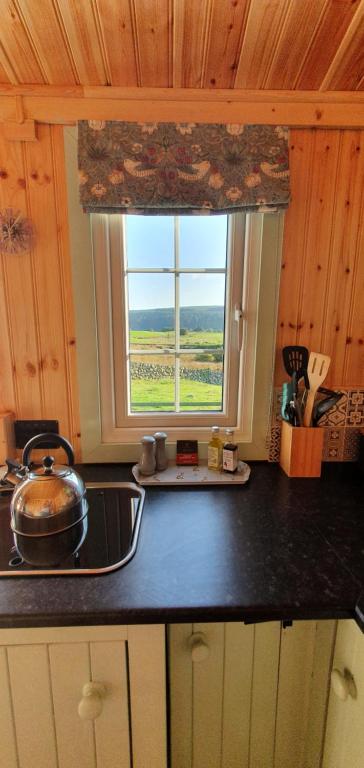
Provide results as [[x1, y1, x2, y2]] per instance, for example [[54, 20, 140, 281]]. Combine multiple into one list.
[[0, 124, 81, 459], [0, 126, 363, 461], [276, 128, 364, 387]]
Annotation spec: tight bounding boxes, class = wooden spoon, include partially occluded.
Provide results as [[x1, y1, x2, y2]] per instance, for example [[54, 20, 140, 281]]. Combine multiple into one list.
[[303, 352, 331, 427]]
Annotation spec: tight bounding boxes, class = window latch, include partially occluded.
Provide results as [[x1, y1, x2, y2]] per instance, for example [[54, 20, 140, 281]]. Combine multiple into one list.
[[234, 305, 244, 350]]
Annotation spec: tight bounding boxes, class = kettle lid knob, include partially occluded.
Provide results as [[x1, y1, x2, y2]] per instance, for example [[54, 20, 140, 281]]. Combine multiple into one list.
[[42, 455, 55, 474]]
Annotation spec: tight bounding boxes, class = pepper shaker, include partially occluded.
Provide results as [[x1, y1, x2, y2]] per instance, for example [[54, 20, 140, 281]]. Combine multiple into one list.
[[139, 436, 156, 476], [154, 432, 168, 471]]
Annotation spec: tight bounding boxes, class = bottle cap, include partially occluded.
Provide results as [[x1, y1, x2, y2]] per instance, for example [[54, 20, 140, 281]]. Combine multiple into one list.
[[211, 425, 220, 433]]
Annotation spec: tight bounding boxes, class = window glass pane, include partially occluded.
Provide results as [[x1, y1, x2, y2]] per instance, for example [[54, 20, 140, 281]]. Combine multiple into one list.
[[125, 215, 174, 268], [129, 355, 175, 412], [179, 274, 225, 349], [128, 274, 175, 350], [179, 354, 223, 411], [179, 216, 227, 269]]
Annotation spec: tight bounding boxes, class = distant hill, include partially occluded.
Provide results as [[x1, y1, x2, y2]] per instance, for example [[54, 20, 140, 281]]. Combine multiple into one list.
[[129, 306, 224, 332]]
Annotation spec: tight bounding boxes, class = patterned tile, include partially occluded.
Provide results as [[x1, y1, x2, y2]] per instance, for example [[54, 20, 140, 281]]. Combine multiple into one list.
[[268, 424, 281, 462], [316, 392, 348, 427], [347, 390, 364, 427], [272, 387, 283, 422], [322, 427, 345, 461], [343, 428, 361, 461]]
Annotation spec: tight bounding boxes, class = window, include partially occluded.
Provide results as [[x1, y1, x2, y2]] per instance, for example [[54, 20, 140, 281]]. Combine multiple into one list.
[[91, 211, 267, 444], [125, 215, 230, 418], [93, 213, 247, 433], [64, 124, 283, 458]]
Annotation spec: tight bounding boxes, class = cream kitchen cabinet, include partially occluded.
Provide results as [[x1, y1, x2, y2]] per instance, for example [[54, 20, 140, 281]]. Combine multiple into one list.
[[169, 620, 336, 768], [323, 619, 364, 768], [0, 624, 166, 768]]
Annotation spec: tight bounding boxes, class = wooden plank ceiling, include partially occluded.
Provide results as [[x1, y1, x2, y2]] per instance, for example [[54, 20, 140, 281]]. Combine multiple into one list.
[[0, 0, 363, 91]]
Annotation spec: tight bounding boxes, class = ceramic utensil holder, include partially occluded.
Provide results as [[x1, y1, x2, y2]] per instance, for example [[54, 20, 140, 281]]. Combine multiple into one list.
[[279, 421, 324, 477]]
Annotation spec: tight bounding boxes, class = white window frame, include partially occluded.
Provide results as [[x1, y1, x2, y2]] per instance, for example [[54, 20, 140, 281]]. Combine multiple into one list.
[[92, 212, 263, 445], [64, 125, 284, 462]]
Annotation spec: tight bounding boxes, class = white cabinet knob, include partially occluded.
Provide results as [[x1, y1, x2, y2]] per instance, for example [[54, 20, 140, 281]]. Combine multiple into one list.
[[78, 682, 106, 720], [331, 669, 357, 701], [188, 632, 210, 662]]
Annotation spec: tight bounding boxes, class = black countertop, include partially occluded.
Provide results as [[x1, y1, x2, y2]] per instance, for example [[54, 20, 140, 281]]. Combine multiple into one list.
[[0, 462, 362, 629]]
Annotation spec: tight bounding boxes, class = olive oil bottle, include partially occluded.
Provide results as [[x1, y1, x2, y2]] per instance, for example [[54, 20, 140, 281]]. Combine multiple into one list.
[[207, 426, 223, 471]]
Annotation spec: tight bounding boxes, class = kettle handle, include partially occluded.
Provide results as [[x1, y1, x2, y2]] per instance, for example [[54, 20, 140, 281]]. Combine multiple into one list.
[[22, 434, 75, 468]]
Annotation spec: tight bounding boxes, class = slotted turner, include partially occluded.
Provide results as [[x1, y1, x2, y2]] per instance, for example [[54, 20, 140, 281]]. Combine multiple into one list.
[[282, 346, 309, 377], [303, 352, 331, 426], [282, 345, 310, 388]]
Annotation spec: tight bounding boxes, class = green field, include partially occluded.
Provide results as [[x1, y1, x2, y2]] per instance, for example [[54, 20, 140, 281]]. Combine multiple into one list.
[[130, 377, 222, 411], [130, 329, 223, 350]]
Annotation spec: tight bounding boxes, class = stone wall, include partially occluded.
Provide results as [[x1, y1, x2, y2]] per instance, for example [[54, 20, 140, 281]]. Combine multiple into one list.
[[130, 361, 223, 386]]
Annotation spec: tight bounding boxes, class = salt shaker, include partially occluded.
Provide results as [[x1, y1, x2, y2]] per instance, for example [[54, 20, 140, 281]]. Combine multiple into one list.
[[154, 432, 168, 471], [139, 436, 156, 476]]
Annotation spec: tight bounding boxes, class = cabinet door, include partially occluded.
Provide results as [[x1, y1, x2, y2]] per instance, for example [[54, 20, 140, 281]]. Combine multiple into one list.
[[275, 619, 335, 768], [323, 620, 364, 768], [169, 620, 335, 768], [0, 624, 166, 768], [169, 621, 281, 768]]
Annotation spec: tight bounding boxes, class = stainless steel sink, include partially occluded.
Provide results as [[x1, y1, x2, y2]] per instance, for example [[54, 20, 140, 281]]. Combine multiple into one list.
[[0, 482, 145, 576]]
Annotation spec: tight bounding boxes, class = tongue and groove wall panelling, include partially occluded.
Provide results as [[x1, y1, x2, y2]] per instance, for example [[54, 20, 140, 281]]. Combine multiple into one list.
[[25, 124, 81, 457], [55, 0, 107, 85], [0, 62, 11, 85], [263, 0, 328, 90], [0, 0, 44, 84], [321, 131, 364, 386], [11, 0, 77, 85], [275, 129, 316, 385], [0, 124, 81, 459], [344, 195, 364, 386], [0, 187, 16, 413], [92, 0, 138, 86], [319, 2, 364, 91], [233, 0, 288, 90], [202, 0, 249, 89], [133, 0, 172, 87], [0, 0, 364, 90], [173, 0, 214, 89], [295, 0, 362, 90], [0, 131, 43, 418], [275, 128, 364, 389], [51, 125, 81, 460], [296, 130, 341, 355]]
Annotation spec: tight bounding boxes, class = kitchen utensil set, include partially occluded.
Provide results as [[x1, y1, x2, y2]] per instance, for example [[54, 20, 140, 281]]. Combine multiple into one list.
[[281, 346, 343, 427]]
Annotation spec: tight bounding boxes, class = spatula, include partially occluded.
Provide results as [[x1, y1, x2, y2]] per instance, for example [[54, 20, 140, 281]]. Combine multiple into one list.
[[282, 346, 310, 388], [303, 352, 331, 427], [282, 346, 309, 377]]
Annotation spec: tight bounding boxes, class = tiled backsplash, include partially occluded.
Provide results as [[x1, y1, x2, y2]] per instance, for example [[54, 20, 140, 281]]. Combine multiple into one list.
[[268, 389, 364, 463]]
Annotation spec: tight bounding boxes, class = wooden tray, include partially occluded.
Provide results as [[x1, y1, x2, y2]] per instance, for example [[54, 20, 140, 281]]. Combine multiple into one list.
[[132, 460, 251, 486]]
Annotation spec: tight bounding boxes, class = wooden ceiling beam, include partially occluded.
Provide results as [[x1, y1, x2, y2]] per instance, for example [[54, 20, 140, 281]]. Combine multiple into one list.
[[0, 86, 364, 127]]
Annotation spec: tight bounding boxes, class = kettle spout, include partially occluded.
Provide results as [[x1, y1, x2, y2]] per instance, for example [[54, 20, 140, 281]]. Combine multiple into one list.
[[1, 458, 27, 489]]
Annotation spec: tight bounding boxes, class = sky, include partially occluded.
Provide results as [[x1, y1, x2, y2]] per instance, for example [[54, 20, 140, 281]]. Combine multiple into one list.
[[126, 215, 227, 310]]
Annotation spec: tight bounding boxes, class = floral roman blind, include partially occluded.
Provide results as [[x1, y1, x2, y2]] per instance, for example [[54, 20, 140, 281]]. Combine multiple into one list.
[[78, 120, 290, 215]]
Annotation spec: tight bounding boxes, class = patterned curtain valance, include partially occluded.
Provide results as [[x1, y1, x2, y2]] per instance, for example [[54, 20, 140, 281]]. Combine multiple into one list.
[[78, 121, 290, 215]]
